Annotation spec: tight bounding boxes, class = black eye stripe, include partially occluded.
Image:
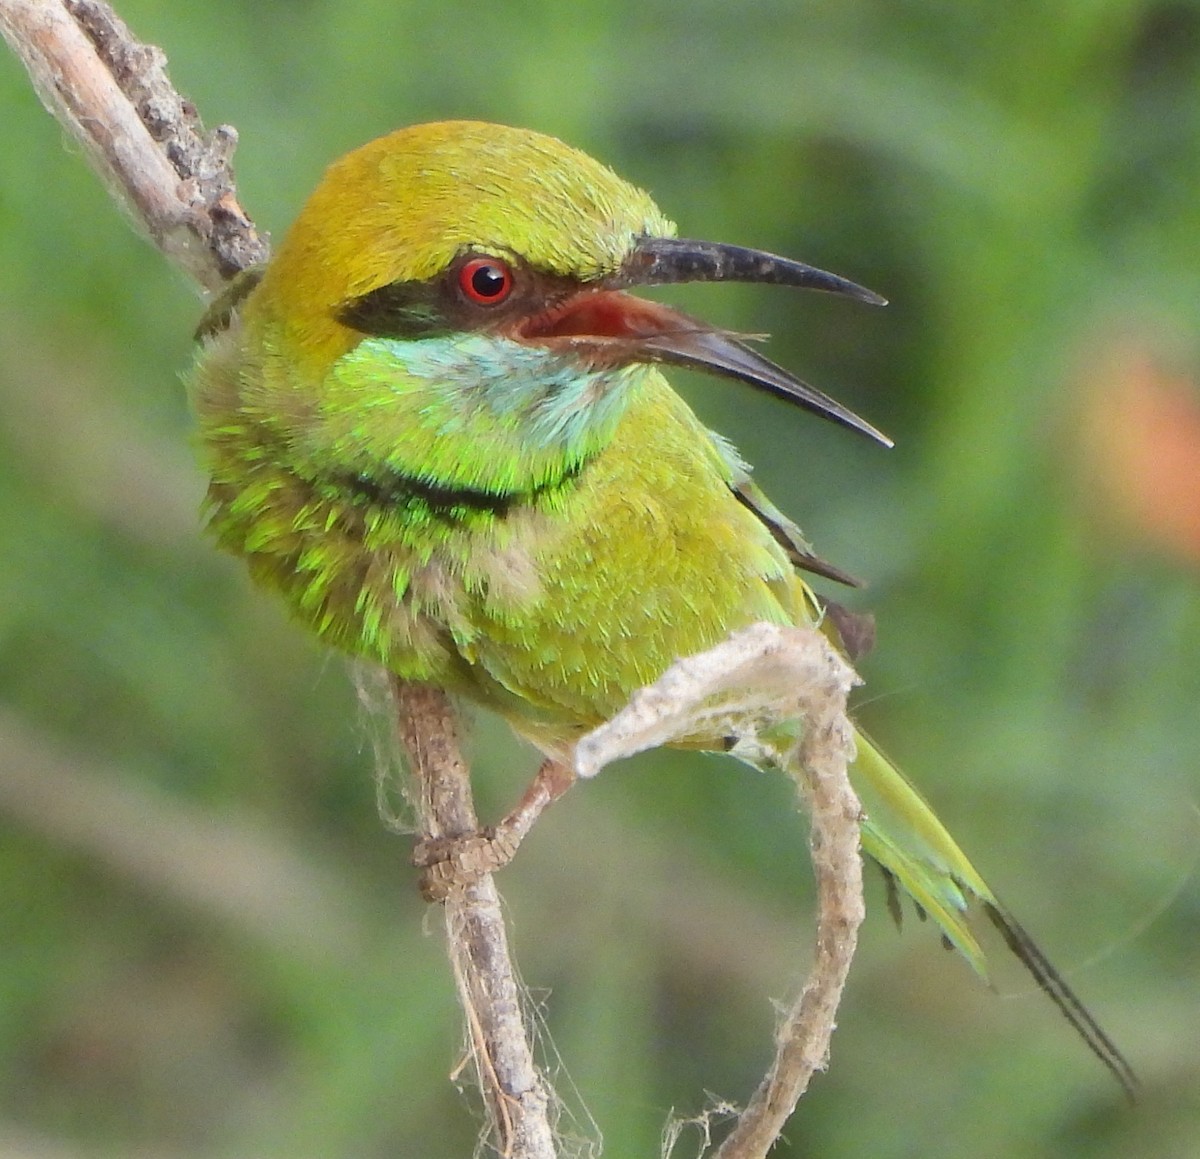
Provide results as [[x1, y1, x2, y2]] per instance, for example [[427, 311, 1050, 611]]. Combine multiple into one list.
[[335, 254, 579, 339], [335, 280, 447, 338]]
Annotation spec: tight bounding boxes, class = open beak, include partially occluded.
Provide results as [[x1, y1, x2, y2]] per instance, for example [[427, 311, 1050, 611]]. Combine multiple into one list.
[[523, 236, 891, 448]]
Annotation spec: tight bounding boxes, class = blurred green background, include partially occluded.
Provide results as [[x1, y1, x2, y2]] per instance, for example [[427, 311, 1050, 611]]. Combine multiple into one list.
[[2, 1, 1198, 1156]]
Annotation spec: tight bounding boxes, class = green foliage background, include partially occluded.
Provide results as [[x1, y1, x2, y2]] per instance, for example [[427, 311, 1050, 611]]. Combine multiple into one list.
[[2, 2, 1198, 1156]]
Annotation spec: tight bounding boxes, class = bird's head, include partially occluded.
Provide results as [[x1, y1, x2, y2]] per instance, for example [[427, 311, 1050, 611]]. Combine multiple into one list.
[[226, 121, 887, 497]]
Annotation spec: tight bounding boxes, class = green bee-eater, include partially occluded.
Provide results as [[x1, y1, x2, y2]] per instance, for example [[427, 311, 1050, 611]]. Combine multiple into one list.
[[189, 120, 1134, 1095]]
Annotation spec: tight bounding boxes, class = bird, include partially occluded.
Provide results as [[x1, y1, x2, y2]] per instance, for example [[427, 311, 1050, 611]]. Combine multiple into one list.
[[188, 119, 1135, 1096]]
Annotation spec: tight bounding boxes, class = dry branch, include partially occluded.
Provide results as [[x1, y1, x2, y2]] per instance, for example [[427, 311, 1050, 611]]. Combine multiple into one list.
[[391, 682, 559, 1159], [579, 624, 864, 1158], [0, 0, 265, 290]]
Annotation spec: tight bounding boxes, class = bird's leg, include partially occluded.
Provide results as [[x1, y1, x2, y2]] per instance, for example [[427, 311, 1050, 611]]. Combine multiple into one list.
[[414, 757, 576, 901]]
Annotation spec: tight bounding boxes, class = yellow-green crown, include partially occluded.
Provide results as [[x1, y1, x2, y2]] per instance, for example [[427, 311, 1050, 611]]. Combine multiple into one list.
[[255, 121, 674, 369]]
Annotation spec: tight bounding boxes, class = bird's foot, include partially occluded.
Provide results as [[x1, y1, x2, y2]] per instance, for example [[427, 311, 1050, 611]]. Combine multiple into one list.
[[413, 756, 576, 902], [413, 827, 522, 902]]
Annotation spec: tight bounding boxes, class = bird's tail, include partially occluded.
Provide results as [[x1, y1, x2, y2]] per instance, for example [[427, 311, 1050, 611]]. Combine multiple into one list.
[[849, 731, 1138, 1099]]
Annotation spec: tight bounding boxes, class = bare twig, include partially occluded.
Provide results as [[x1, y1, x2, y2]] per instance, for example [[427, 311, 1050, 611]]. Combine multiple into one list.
[[714, 650, 863, 1157], [0, 0, 265, 291], [578, 625, 863, 1159], [391, 682, 559, 1159]]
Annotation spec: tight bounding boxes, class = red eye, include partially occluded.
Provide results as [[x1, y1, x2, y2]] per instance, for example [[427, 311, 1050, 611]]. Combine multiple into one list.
[[459, 256, 515, 305]]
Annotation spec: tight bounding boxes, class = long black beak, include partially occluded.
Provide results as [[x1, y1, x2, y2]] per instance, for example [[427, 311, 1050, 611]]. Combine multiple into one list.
[[617, 236, 888, 307], [576, 236, 891, 447], [631, 322, 893, 447]]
